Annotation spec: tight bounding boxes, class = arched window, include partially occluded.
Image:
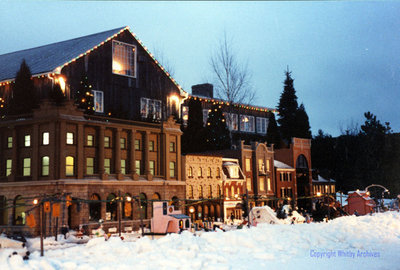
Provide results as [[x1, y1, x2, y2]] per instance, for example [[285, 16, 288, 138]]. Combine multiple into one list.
[[89, 194, 101, 221], [66, 156, 75, 176], [208, 185, 212, 198], [0, 196, 8, 225], [106, 193, 117, 221], [123, 193, 133, 220], [139, 193, 147, 219], [296, 154, 308, 169], [207, 167, 212, 177], [198, 167, 202, 178], [188, 167, 193, 177], [14, 195, 25, 225], [198, 185, 203, 198], [217, 185, 221, 197], [188, 185, 194, 198]]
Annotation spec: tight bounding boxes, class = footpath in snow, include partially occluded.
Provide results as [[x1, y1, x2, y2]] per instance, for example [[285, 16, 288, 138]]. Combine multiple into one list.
[[1, 212, 400, 270]]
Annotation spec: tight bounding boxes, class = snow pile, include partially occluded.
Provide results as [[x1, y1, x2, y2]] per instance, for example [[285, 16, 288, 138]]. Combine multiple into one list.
[[249, 205, 305, 225], [1, 212, 400, 270]]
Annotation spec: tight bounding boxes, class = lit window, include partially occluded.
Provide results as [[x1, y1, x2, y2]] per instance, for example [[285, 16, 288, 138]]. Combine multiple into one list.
[[140, 98, 162, 120], [258, 159, 265, 173], [207, 167, 212, 177], [169, 142, 175, 152], [281, 187, 285, 198], [7, 136, 12, 148], [245, 158, 251, 172], [188, 185, 193, 198], [169, 162, 175, 178], [135, 160, 141, 175], [229, 166, 240, 178], [42, 132, 49, 145], [66, 132, 74, 145], [259, 177, 265, 191], [104, 136, 110, 148], [266, 160, 270, 172], [66, 156, 74, 176], [208, 185, 212, 198], [112, 40, 136, 77], [198, 167, 202, 177], [104, 158, 111, 174], [121, 159, 126, 174], [42, 156, 49, 176], [86, 157, 94, 175], [256, 117, 268, 134], [247, 178, 252, 191], [149, 161, 155, 175], [182, 106, 189, 125], [6, 159, 12, 176], [24, 135, 31, 147], [92, 90, 104, 113], [87, 135, 94, 146], [149, 141, 154, 151], [23, 158, 31, 176], [120, 138, 126, 149], [188, 167, 193, 177], [135, 139, 140, 150], [198, 186, 203, 198], [267, 178, 271, 191], [240, 115, 255, 132]]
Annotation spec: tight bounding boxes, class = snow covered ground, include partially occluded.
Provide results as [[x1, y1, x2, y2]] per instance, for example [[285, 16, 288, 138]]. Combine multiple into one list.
[[1, 212, 400, 270]]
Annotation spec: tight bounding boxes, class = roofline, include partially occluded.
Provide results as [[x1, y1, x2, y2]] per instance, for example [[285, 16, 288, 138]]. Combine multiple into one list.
[[189, 94, 276, 113], [0, 26, 189, 97]]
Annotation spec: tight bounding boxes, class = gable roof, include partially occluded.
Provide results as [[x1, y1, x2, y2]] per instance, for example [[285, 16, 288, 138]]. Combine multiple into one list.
[[0, 26, 188, 96], [0, 27, 126, 82], [274, 160, 294, 170]]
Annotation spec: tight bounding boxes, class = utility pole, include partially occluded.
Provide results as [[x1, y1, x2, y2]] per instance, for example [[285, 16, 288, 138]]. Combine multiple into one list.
[[40, 201, 44, 257], [118, 191, 122, 237]]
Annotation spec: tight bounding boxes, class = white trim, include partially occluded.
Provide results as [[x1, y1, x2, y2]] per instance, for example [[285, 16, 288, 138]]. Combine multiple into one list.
[[112, 40, 137, 78]]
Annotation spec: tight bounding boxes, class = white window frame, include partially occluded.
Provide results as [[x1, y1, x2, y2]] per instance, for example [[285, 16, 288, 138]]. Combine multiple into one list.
[[140, 98, 162, 120], [226, 113, 238, 131], [256, 117, 268, 134], [92, 90, 104, 113], [240, 115, 255, 133], [42, 132, 49, 145], [112, 40, 137, 78], [24, 135, 31, 147], [202, 109, 209, 126], [66, 132, 74, 145]]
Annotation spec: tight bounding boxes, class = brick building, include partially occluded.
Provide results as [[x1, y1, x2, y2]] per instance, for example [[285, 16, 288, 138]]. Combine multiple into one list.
[[0, 26, 187, 236], [274, 160, 297, 202]]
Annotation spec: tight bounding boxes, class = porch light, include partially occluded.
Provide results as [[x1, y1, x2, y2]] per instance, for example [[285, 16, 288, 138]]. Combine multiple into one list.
[[33, 199, 39, 205], [316, 192, 321, 197]]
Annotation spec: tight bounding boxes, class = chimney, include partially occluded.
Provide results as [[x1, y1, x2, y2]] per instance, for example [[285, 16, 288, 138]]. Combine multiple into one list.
[[191, 83, 213, 98]]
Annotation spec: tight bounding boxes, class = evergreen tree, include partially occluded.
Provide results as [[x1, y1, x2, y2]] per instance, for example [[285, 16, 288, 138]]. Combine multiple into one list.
[[8, 60, 38, 115], [277, 69, 298, 143], [266, 113, 282, 148], [181, 99, 206, 153], [294, 103, 312, 138], [74, 74, 94, 114], [204, 104, 231, 150], [50, 83, 66, 106]]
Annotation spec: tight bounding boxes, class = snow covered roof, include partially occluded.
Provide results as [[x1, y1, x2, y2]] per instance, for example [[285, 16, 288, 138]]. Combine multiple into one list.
[[274, 160, 294, 170], [169, 214, 190, 219], [347, 190, 374, 201], [0, 27, 126, 82], [312, 175, 336, 183]]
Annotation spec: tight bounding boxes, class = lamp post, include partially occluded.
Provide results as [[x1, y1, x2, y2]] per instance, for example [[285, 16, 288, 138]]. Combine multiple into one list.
[[33, 198, 43, 257]]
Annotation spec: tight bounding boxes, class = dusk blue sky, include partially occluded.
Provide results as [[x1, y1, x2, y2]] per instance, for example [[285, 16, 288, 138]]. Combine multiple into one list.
[[1, 1, 399, 136]]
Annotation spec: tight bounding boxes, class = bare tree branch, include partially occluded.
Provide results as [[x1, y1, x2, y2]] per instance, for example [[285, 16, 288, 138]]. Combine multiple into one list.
[[210, 32, 255, 106]]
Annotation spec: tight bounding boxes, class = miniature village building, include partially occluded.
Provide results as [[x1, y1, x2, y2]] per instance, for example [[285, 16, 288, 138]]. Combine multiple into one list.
[[0, 26, 187, 236], [344, 190, 376, 215], [274, 160, 297, 203]]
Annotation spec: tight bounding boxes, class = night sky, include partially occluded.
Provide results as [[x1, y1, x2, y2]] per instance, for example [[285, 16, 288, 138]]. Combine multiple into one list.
[[1, 1, 399, 136]]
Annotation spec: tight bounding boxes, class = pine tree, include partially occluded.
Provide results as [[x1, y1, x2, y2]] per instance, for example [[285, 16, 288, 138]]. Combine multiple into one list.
[[50, 83, 66, 106], [277, 69, 298, 143], [294, 103, 312, 138], [181, 98, 206, 153], [74, 74, 94, 114], [204, 104, 231, 150], [266, 113, 282, 148], [8, 60, 38, 115]]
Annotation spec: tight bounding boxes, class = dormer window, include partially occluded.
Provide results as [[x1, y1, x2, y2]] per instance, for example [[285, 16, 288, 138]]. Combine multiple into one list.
[[112, 40, 136, 78]]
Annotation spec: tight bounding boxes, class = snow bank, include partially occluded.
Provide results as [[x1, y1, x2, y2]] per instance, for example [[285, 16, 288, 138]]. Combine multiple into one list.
[[1, 212, 400, 270]]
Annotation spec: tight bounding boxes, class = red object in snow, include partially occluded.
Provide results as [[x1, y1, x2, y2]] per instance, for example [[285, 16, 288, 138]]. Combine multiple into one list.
[[344, 191, 376, 216]]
